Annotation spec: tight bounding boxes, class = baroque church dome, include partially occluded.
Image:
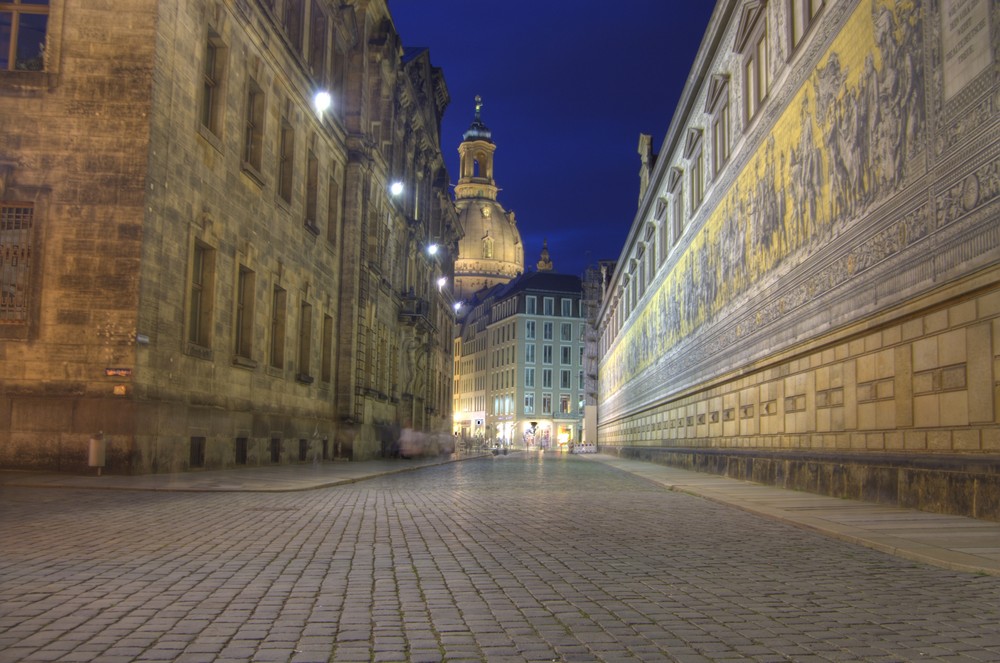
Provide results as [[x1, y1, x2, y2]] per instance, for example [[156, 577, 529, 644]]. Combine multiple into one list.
[[453, 97, 524, 302]]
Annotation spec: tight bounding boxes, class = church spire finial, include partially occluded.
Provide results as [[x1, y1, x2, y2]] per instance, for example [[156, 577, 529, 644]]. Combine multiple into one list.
[[474, 95, 483, 120]]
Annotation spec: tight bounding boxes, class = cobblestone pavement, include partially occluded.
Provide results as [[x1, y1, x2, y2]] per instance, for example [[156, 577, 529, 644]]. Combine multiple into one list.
[[1, 454, 999, 663]]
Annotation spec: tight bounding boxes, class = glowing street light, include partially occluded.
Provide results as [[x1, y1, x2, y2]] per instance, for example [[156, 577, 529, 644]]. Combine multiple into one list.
[[390, 181, 404, 196], [436, 276, 448, 291], [313, 91, 331, 117], [427, 243, 439, 255]]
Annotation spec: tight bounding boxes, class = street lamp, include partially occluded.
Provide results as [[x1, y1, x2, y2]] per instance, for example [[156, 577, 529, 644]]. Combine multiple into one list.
[[313, 91, 331, 118], [390, 181, 404, 197], [427, 243, 439, 256], [437, 276, 447, 291]]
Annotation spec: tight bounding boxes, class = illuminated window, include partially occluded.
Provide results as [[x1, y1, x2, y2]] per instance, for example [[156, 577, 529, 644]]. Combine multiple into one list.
[[0, 0, 48, 72], [524, 393, 534, 415]]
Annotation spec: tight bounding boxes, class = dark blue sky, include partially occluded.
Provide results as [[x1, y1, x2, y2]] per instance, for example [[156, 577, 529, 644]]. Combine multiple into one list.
[[389, 2, 716, 278]]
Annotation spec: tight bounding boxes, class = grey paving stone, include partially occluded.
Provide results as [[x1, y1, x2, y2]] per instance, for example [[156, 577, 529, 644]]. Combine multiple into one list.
[[1, 456, 999, 663]]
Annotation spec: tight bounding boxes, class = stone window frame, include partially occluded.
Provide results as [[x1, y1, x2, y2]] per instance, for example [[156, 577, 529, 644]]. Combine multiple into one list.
[[706, 74, 731, 178], [542, 393, 552, 415], [308, 0, 328, 82], [187, 240, 217, 355], [269, 283, 288, 370], [276, 100, 296, 205], [0, 0, 49, 73], [684, 128, 705, 212], [524, 392, 535, 415], [736, 0, 771, 126], [525, 366, 535, 388], [0, 201, 34, 330], [320, 312, 334, 383], [304, 139, 320, 234], [233, 264, 256, 365], [542, 368, 552, 389], [284, 0, 305, 54], [667, 166, 684, 247], [327, 166, 343, 246], [199, 26, 228, 145], [296, 299, 313, 383], [787, 0, 824, 55], [242, 73, 266, 180]]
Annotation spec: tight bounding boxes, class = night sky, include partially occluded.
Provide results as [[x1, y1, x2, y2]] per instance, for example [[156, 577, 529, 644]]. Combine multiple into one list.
[[389, 1, 717, 278]]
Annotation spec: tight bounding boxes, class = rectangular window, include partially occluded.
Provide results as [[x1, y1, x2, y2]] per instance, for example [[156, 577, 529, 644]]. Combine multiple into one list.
[[542, 345, 552, 365], [543, 297, 554, 315], [542, 368, 552, 389], [560, 369, 571, 389], [277, 113, 295, 203], [709, 81, 730, 176], [560, 322, 572, 341], [270, 285, 287, 369], [790, 0, 824, 50], [200, 29, 226, 137], [525, 320, 535, 340], [671, 183, 683, 246], [543, 321, 553, 340], [297, 301, 312, 380], [525, 295, 536, 314], [327, 173, 342, 244], [308, 0, 328, 81], [0, 0, 48, 72], [321, 313, 333, 382], [525, 344, 535, 363], [561, 346, 572, 365], [525, 367, 535, 388], [561, 299, 572, 316], [542, 394, 552, 415], [0, 203, 33, 322], [234, 266, 255, 359], [284, 0, 304, 53], [243, 77, 265, 172], [524, 393, 534, 415], [744, 25, 769, 122], [305, 149, 319, 232], [188, 242, 215, 347], [560, 395, 571, 415]]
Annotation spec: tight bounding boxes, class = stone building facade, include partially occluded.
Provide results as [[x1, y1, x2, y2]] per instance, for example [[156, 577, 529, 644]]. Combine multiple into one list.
[[0, 0, 458, 472], [598, 0, 1000, 519]]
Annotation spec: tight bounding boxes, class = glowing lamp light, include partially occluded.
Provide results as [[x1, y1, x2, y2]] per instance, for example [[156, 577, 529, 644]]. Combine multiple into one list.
[[427, 243, 439, 255], [390, 181, 404, 196], [453, 302, 463, 313], [436, 276, 448, 290], [313, 91, 331, 116]]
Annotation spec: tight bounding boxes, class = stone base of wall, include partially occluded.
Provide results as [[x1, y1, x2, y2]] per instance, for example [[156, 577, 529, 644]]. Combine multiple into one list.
[[0, 395, 350, 475], [607, 446, 1000, 522]]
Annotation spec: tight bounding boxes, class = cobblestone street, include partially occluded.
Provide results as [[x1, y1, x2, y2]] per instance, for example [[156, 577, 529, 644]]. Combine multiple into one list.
[[2, 454, 999, 663]]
